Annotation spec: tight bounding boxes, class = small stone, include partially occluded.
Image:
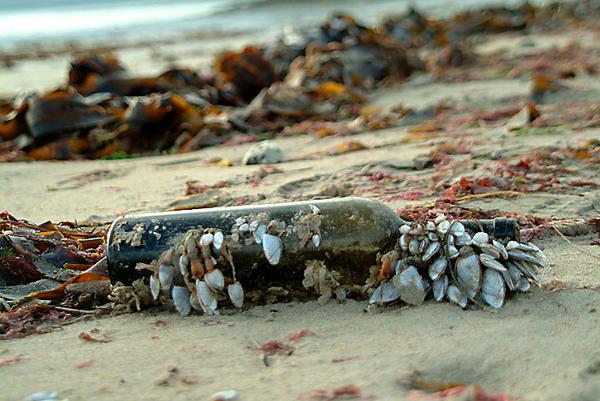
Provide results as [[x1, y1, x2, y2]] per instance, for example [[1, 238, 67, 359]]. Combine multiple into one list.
[[242, 140, 285, 165], [27, 392, 60, 401], [413, 156, 433, 170], [209, 390, 239, 401]]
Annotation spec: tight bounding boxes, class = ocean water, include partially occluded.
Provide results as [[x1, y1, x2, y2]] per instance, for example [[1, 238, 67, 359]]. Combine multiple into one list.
[[0, 0, 262, 45], [0, 0, 532, 49]]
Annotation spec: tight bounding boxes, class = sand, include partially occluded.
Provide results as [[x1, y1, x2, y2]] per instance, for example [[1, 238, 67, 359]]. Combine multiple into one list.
[[2, 238, 600, 401], [1, 17, 600, 401]]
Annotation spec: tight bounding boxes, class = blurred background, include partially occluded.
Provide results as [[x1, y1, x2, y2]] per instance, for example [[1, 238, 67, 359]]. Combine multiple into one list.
[[0, 0, 528, 96]]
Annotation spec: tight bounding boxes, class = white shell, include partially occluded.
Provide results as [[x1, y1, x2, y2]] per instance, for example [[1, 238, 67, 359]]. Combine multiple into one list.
[[253, 224, 267, 244], [513, 260, 540, 282], [400, 224, 411, 234], [213, 231, 224, 251], [393, 266, 426, 305], [312, 234, 321, 247], [516, 242, 540, 253], [472, 232, 489, 246], [239, 223, 250, 232], [234, 217, 246, 226], [508, 250, 542, 267], [507, 262, 522, 287], [447, 245, 459, 259], [371, 281, 401, 304], [426, 221, 436, 231], [209, 390, 239, 401], [427, 232, 439, 242], [172, 286, 192, 316], [446, 234, 455, 247], [399, 234, 409, 251], [27, 392, 61, 401], [381, 281, 402, 303], [492, 240, 509, 260], [500, 269, 516, 291], [480, 244, 501, 260], [455, 233, 471, 246], [158, 264, 174, 289], [506, 240, 520, 251], [449, 221, 465, 236], [242, 140, 285, 165], [150, 274, 160, 300], [205, 268, 225, 291], [200, 233, 214, 246], [196, 280, 217, 314], [455, 247, 481, 300], [428, 256, 447, 280], [447, 285, 467, 308], [517, 277, 531, 292], [310, 205, 320, 214], [479, 253, 507, 272], [179, 254, 190, 276], [409, 239, 420, 255], [481, 268, 505, 309], [262, 233, 282, 265], [249, 220, 260, 231], [433, 275, 448, 301], [436, 219, 450, 235], [228, 281, 244, 308]]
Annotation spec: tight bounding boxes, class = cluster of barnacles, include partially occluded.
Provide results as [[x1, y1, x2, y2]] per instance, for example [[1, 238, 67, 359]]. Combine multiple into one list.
[[108, 279, 153, 312], [136, 228, 243, 316], [367, 214, 547, 310], [117, 205, 548, 316], [129, 205, 324, 316], [302, 260, 346, 305]]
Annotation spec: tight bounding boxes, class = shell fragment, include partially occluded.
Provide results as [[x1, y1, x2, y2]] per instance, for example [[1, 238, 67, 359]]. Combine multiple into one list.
[[228, 282, 244, 308], [262, 233, 282, 265], [150, 274, 160, 300], [393, 266, 427, 305], [172, 286, 192, 316], [481, 268, 505, 309]]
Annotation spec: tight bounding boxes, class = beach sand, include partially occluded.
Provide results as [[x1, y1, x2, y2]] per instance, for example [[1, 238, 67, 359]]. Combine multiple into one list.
[[2, 239, 600, 401], [1, 15, 600, 401]]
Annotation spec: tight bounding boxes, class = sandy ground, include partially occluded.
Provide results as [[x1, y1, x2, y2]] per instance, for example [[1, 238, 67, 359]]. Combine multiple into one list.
[[1, 74, 598, 223], [2, 237, 600, 401], [1, 23, 600, 401]]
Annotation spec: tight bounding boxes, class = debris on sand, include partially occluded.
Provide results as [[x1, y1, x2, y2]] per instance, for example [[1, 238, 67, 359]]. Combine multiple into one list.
[[1, 3, 599, 161]]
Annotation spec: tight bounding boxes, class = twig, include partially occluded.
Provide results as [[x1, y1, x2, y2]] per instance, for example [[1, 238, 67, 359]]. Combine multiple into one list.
[[60, 315, 95, 326], [41, 304, 100, 315], [420, 191, 520, 208], [455, 191, 520, 203], [551, 226, 600, 261]]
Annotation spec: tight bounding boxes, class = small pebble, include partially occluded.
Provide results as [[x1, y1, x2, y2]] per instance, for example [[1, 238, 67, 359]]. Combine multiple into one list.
[[242, 141, 285, 165], [27, 392, 60, 401], [209, 389, 238, 401]]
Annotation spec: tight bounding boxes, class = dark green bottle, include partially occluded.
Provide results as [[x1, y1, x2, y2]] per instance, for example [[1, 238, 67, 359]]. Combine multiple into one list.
[[106, 197, 517, 290]]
